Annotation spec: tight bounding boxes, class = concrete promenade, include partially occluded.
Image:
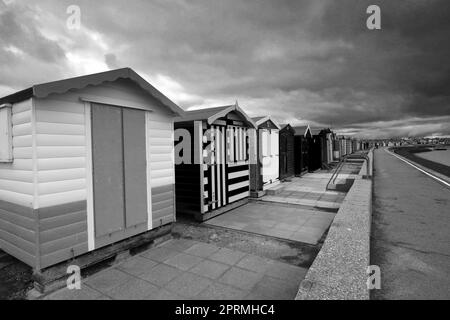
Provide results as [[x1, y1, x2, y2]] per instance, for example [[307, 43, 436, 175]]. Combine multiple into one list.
[[296, 174, 372, 299], [371, 149, 450, 299]]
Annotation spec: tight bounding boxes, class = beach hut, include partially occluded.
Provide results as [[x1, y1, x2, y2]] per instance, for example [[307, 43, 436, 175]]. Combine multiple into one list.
[[307, 128, 324, 171], [346, 138, 353, 154], [0, 68, 184, 271], [329, 131, 337, 163], [278, 124, 296, 180], [174, 103, 256, 221], [317, 128, 334, 166], [292, 125, 312, 175], [250, 116, 280, 197], [339, 136, 347, 157], [333, 138, 341, 161]]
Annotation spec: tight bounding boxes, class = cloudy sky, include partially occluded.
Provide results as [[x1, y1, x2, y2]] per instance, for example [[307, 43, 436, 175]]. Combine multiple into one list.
[[1, 0, 449, 138]]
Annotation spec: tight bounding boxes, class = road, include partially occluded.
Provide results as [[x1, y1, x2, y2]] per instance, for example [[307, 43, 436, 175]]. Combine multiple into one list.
[[371, 148, 450, 300]]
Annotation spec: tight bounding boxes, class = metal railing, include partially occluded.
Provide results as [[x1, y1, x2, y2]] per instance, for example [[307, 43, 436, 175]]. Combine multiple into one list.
[[326, 150, 372, 190], [326, 155, 349, 190]]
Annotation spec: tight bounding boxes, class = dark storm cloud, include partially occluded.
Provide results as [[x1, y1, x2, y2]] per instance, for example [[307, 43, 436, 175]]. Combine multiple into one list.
[[1, 0, 449, 137], [0, 7, 65, 63], [0, 3, 67, 89]]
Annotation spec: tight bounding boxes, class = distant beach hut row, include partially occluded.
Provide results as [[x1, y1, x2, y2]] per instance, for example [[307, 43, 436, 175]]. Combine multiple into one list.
[[0, 68, 369, 271]]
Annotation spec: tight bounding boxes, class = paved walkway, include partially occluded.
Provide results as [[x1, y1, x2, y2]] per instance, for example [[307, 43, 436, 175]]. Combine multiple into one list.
[[371, 149, 450, 299], [206, 202, 335, 245], [44, 238, 307, 300], [207, 166, 364, 245], [262, 174, 347, 210]]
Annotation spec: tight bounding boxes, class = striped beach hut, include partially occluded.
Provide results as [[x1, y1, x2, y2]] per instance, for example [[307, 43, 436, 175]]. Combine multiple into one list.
[[174, 103, 256, 221], [250, 116, 280, 197], [0, 68, 183, 271]]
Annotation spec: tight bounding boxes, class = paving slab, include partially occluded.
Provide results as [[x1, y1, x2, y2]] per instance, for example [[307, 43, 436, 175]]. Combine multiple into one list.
[[117, 256, 158, 277], [104, 277, 159, 300], [141, 246, 181, 263], [196, 282, 247, 300], [138, 263, 182, 287], [251, 275, 299, 300], [236, 254, 274, 273], [84, 268, 134, 293], [218, 267, 263, 291], [184, 242, 220, 258], [44, 286, 104, 300], [165, 272, 212, 298], [208, 247, 247, 265], [164, 252, 204, 271], [190, 260, 230, 279]]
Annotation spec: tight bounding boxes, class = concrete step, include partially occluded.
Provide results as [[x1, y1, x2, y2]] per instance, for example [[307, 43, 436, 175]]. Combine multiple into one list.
[[327, 179, 355, 192], [265, 184, 285, 195]]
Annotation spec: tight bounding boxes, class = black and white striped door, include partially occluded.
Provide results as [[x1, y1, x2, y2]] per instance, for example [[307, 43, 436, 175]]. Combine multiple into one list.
[[203, 125, 227, 212], [226, 125, 250, 204], [203, 125, 250, 213]]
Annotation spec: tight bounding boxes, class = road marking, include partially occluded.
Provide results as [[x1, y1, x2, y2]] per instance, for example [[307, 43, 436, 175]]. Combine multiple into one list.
[[384, 148, 450, 188]]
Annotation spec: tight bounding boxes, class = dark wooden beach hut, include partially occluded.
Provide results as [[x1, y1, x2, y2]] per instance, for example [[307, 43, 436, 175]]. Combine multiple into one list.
[[293, 125, 312, 175], [174, 103, 256, 221], [305, 128, 323, 171], [278, 124, 295, 180]]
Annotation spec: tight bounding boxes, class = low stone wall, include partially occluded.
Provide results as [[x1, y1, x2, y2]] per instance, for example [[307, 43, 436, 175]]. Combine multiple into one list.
[[296, 151, 373, 300]]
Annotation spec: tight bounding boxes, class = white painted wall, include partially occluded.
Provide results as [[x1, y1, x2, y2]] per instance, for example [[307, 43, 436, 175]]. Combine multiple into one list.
[[0, 99, 34, 207], [147, 113, 175, 189], [34, 97, 87, 209]]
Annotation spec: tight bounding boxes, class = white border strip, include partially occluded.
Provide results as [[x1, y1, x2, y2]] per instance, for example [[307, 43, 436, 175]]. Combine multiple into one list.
[[385, 148, 450, 188], [84, 102, 95, 251], [146, 112, 153, 230]]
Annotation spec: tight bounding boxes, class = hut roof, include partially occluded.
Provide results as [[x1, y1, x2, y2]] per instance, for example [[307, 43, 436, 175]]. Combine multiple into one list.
[[0, 67, 185, 116], [251, 116, 281, 129], [292, 124, 312, 137], [177, 103, 256, 128]]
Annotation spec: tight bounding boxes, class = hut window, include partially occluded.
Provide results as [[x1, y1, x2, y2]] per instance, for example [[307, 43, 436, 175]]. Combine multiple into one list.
[[0, 104, 13, 162]]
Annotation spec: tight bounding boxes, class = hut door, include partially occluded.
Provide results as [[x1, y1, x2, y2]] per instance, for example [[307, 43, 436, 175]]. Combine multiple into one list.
[[204, 125, 227, 211], [91, 104, 148, 246], [260, 129, 271, 184], [301, 137, 309, 171], [260, 129, 279, 185], [204, 125, 250, 212], [226, 126, 250, 204], [279, 133, 286, 177]]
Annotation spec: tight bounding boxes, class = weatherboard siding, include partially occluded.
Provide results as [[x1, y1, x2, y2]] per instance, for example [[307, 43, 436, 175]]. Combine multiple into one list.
[[0, 99, 34, 207], [0, 99, 37, 268], [0, 200, 36, 267], [34, 97, 87, 208], [147, 112, 176, 228], [38, 201, 88, 269]]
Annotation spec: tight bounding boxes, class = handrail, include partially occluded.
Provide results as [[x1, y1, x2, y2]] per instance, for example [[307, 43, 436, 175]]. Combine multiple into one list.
[[326, 150, 372, 190], [326, 155, 348, 190]]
